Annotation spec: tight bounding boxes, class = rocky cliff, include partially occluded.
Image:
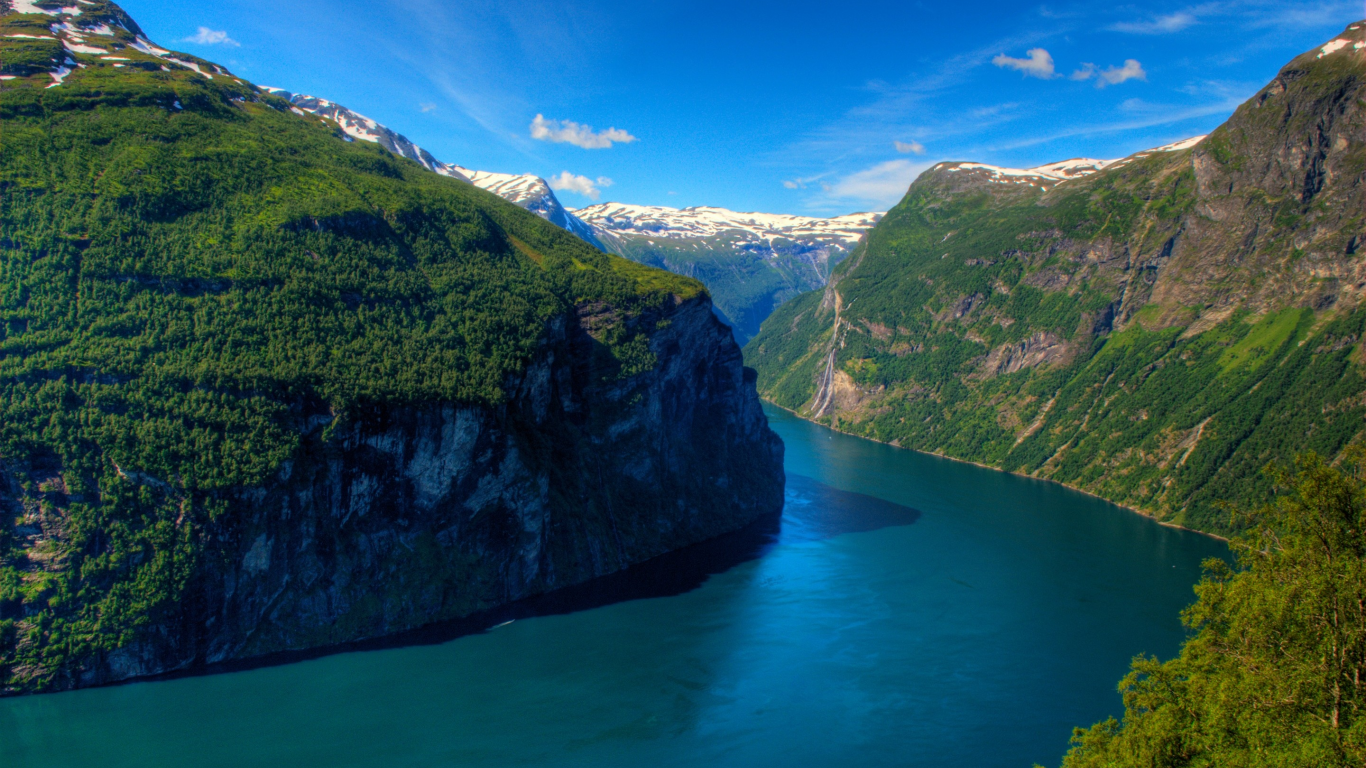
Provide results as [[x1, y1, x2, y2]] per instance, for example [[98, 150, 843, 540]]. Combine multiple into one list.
[[0, 1, 784, 695], [8, 295, 782, 690], [746, 23, 1366, 536]]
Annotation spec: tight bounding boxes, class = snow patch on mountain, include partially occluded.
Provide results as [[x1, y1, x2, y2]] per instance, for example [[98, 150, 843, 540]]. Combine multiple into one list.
[[260, 87, 612, 246], [941, 136, 1207, 187], [259, 88, 471, 183]]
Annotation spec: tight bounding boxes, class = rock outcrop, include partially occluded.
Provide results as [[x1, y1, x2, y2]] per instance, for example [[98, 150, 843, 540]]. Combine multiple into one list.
[[8, 295, 783, 692]]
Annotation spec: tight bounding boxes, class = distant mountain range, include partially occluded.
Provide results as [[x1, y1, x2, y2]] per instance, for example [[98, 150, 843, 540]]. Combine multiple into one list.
[[263, 86, 1214, 345], [577, 205, 882, 341], [261, 87, 879, 340]]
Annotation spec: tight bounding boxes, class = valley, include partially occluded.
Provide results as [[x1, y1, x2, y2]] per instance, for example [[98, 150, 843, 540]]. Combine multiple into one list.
[[2, 2, 1366, 766]]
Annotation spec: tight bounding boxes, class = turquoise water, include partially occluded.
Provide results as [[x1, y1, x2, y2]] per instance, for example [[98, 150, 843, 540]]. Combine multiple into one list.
[[0, 405, 1227, 767]]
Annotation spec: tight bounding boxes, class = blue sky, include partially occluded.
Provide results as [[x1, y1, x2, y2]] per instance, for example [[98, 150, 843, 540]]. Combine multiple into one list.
[[122, 0, 1365, 216]]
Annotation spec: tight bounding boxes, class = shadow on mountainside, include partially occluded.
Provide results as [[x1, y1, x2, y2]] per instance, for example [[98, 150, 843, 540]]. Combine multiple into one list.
[[128, 473, 920, 687]]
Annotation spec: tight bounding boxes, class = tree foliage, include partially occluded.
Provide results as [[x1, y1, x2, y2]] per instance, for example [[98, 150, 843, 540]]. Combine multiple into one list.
[[1059, 453, 1366, 767], [0, 51, 702, 690]]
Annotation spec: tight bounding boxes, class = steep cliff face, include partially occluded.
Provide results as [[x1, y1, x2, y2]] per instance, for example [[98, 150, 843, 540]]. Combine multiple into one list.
[[0, 1, 784, 695], [52, 296, 782, 688], [746, 23, 1366, 536]]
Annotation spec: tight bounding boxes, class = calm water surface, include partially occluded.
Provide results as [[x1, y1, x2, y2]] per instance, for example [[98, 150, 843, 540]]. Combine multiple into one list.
[[0, 405, 1227, 767]]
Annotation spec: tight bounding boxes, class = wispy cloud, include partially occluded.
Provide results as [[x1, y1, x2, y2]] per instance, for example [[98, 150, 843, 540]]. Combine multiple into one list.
[[1109, 12, 1198, 34], [420, 102, 438, 113], [991, 84, 1252, 152], [183, 27, 239, 46], [783, 175, 827, 190], [821, 159, 937, 208], [548, 171, 614, 200], [531, 115, 637, 149], [1244, 0, 1362, 28], [894, 140, 926, 154], [993, 48, 1059, 79]]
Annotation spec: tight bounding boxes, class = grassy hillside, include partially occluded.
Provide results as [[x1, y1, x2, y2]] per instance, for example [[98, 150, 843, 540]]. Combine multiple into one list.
[[746, 24, 1366, 536], [0, 2, 703, 690]]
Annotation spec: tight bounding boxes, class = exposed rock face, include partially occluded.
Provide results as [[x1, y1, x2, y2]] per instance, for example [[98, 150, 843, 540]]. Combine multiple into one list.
[[980, 332, 1069, 377], [746, 23, 1366, 535], [17, 296, 784, 691]]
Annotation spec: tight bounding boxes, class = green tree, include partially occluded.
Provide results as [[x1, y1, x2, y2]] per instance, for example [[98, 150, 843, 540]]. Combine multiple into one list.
[[1059, 453, 1366, 767]]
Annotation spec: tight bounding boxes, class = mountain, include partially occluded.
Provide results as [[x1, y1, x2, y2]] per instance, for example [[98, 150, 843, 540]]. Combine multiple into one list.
[[261, 88, 605, 249], [0, 1, 784, 695], [746, 22, 1366, 537], [459, 167, 603, 246], [577, 204, 883, 342], [252, 88, 886, 345], [262, 91, 881, 342]]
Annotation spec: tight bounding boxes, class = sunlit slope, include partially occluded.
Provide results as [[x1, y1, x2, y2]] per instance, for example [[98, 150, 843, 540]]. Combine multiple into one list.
[[746, 23, 1366, 535], [1, 0, 719, 693]]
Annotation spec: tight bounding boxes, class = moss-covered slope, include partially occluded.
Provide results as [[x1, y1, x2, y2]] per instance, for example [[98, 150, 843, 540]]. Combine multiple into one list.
[[746, 23, 1366, 536]]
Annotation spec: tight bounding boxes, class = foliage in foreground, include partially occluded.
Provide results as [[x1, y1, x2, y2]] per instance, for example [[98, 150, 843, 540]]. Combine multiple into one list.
[[1058, 454, 1366, 767]]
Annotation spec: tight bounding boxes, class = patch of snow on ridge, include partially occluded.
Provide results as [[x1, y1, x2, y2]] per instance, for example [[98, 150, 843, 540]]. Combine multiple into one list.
[[1320, 39, 1351, 58], [64, 40, 108, 54], [1028, 158, 1118, 179], [9, 0, 63, 14], [1153, 135, 1206, 152], [47, 62, 73, 88], [129, 37, 171, 57]]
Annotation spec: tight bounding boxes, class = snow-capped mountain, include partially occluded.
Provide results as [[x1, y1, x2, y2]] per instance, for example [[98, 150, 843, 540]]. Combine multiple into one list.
[[260, 88, 471, 183], [576, 204, 880, 247], [939, 137, 1208, 187], [260, 88, 601, 247], [254, 86, 885, 321], [457, 168, 601, 245], [573, 204, 883, 343]]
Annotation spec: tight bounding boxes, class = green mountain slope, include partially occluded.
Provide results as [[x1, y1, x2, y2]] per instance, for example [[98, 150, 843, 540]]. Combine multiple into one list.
[[746, 23, 1366, 536], [0, 2, 784, 694]]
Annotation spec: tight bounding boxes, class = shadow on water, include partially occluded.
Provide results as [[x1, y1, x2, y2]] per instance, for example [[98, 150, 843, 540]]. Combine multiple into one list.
[[132, 473, 920, 688]]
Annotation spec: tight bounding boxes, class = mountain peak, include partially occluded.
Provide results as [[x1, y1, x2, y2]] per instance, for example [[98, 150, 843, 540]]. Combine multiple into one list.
[[0, 1, 235, 88]]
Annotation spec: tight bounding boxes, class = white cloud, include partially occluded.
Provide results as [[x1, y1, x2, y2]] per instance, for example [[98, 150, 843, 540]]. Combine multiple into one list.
[[1109, 12, 1197, 34], [548, 172, 614, 200], [993, 48, 1058, 79], [1098, 59, 1147, 87], [183, 27, 239, 46], [1070, 63, 1097, 81], [1069, 59, 1147, 88], [531, 114, 637, 149], [420, 102, 438, 113], [823, 159, 935, 207], [894, 140, 926, 154]]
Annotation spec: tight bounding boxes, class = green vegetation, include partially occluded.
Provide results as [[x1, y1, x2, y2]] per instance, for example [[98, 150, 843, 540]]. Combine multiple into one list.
[[605, 233, 846, 343], [1058, 454, 1366, 767], [0, 17, 701, 692], [745, 33, 1366, 536]]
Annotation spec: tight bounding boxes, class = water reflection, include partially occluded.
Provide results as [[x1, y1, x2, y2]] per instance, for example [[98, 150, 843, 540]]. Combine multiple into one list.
[[139, 473, 920, 686]]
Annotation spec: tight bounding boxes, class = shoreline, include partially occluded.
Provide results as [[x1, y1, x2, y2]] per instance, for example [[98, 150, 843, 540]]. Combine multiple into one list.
[[762, 399, 1232, 544]]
